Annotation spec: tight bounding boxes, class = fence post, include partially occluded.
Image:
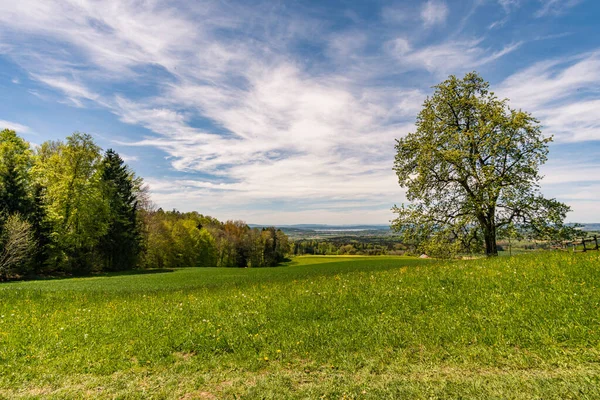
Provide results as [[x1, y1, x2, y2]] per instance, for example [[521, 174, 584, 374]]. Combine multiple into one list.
[[582, 237, 587, 252], [595, 235, 599, 251]]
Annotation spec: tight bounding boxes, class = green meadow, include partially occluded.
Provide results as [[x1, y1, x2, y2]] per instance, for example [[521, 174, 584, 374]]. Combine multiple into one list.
[[1, 253, 599, 399]]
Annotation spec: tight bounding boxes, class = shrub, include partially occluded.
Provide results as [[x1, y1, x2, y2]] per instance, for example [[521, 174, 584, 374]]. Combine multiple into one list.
[[0, 214, 35, 279]]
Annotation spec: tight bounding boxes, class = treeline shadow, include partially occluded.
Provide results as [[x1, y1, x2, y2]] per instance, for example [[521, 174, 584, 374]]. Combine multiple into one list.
[[1, 268, 175, 284]]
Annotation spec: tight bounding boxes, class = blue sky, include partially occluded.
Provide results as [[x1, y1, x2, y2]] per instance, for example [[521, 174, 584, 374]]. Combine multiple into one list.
[[0, 0, 599, 224]]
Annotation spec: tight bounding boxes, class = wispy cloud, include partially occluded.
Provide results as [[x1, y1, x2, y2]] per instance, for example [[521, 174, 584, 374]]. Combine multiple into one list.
[[498, 52, 600, 142], [31, 74, 100, 107], [0, 119, 30, 133], [0, 0, 596, 223], [119, 154, 139, 163], [421, 0, 449, 27], [498, 0, 521, 12], [0, 0, 416, 223], [387, 38, 523, 76], [491, 0, 582, 28], [535, 0, 583, 17]]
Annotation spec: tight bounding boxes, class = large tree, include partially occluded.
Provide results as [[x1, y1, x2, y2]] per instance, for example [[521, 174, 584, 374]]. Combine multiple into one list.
[[97, 149, 142, 271], [0, 129, 33, 216], [32, 133, 108, 272], [393, 72, 571, 257]]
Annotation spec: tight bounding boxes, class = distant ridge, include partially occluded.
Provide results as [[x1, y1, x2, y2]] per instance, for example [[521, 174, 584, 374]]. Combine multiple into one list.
[[249, 223, 600, 232], [248, 224, 391, 231], [577, 223, 600, 232]]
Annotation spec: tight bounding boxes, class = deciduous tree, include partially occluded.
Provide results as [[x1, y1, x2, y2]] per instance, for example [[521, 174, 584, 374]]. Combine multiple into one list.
[[393, 72, 570, 257], [33, 133, 108, 272], [0, 214, 34, 279]]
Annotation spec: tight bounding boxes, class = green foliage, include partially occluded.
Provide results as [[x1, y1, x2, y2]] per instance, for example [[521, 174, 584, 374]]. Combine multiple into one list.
[[0, 129, 33, 216], [261, 227, 290, 267], [0, 129, 289, 278], [0, 253, 598, 398], [393, 72, 570, 257], [0, 131, 48, 276], [97, 149, 142, 271], [142, 211, 290, 269], [142, 210, 221, 269], [170, 219, 218, 268], [293, 238, 403, 256], [32, 133, 109, 273]]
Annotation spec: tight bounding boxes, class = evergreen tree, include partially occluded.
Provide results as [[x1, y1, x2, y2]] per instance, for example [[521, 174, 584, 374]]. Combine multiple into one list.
[[262, 227, 278, 266], [98, 149, 141, 271], [28, 183, 53, 273], [0, 129, 33, 216]]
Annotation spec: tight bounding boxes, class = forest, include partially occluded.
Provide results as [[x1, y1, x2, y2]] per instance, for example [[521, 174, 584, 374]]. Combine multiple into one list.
[[0, 129, 290, 280], [292, 237, 405, 256]]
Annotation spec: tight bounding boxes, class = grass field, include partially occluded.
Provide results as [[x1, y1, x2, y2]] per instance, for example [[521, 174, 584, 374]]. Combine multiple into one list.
[[0, 253, 599, 399]]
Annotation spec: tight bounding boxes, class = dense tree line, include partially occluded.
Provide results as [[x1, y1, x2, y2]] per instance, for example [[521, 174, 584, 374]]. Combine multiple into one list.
[[0, 129, 291, 280], [141, 210, 290, 269], [293, 238, 406, 256]]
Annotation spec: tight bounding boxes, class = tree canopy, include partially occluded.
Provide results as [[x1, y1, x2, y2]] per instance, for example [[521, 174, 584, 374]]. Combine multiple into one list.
[[0, 129, 291, 280], [0, 129, 33, 216], [392, 72, 572, 257]]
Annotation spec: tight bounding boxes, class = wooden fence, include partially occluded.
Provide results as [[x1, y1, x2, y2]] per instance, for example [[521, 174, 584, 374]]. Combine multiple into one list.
[[564, 235, 599, 252]]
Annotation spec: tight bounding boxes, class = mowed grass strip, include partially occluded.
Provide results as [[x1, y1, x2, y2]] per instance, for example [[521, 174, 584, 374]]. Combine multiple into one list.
[[0, 253, 599, 399]]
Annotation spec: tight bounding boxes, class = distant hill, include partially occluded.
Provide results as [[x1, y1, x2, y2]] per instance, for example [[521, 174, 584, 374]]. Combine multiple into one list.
[[251, 223, 600, 232], [249, 223, 600, 237], [249, 224, 390, 231], [247, 224, 393, 240], [579, 223, 600, 232]]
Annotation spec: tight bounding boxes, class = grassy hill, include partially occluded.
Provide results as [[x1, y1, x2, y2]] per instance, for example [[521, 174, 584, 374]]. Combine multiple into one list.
[[0, 253, 599, 399]]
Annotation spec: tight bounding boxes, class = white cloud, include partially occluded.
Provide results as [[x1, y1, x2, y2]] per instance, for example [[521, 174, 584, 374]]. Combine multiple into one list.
[[559, 188, 600, 201], [145, 174, 406, 224], [387, 38, 522, 76], [492, 0, 581, 29], [541, 162, 600, 185], [535, 0, 583, 17], [563, 201, 600, 223], [0, 0, 417, 223], [0, 0, 597, 223], [0, 0, 204, 75], [388, 38, 411, 55], [0, 119, 30, 133], [540, 161, 600, 223], [489, 0, 518, 29], [421, 1, 449, 27], [119, 154, 139, 163], [116, 61, 417, 210], [498, 52, 600, 142], [327, 31, 368, 60], [496, 52, 600, 222], [30, 74, 100, 107], [498, 0, 520, 12]]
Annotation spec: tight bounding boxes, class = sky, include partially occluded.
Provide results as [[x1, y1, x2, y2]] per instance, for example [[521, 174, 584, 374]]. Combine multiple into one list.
[[0, 0, 599, 225]]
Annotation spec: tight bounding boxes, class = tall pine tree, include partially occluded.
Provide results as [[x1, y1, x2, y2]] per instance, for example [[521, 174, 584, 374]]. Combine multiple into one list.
[[0, 129, 33, 216], [98, 149, 141, 271], [28, 183, 52, 273]]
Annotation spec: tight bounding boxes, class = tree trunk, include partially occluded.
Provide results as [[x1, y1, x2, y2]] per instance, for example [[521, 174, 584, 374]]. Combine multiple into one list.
[[483, 224, 498, 257]]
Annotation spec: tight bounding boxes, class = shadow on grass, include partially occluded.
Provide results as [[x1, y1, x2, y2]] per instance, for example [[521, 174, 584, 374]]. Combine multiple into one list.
[[2, 268, 175, 284], [97, 269, 175, 277]]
